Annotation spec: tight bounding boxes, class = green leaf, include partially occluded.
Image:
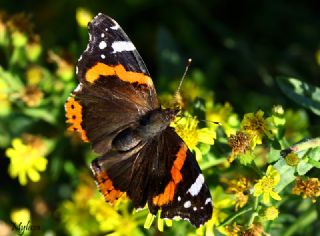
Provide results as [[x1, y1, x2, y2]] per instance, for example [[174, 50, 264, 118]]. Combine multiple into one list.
[[274, 159, 296, 192], [268, 146, 281, 163], [308, 159, 320, 168], [277, 77, 320, 116], [22, 107, 56, 124], [283, 208, 317, 236], [307, 146, 320, 161], [297, 147, 320, 175], [297, 159, 313, 176]]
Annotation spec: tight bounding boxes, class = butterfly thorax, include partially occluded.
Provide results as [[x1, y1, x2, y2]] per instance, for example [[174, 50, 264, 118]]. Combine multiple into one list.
[[112, 108, 178, 152]]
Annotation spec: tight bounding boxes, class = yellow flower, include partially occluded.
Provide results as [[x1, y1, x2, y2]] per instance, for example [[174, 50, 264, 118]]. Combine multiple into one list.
[[5, 138, 47, 186], [253, 165, 281, 204], [21, 86, 43, 107], [144, 210, 172, 232], [10, 208, 31, 225], [48, 50, 74, 81], [263, 206, 279, 221], [224, 177, 250, 210], [0, 78, 11, 116], [241, 223, 264, 236], [26, 35, 42, 62], [60, 171, 142, 236], [241, 110, 274, 147], [76, 8, 93, 28], [26, 66, 43, 86], [228, 131, 252, 163], [224, 223, 242, 236], [89, 197, 141, 235], [196, 186, 234, 236], [292, 177, 320, 203], [206, 102, 239, 137], [171, 116, 215, 160]]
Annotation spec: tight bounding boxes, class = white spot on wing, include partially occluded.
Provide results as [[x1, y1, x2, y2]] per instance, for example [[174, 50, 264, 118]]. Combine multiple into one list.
[[178, 196, 181, 201], [74, 83, 83, 92], [78, 55, 82, 61], [99, 41, 107, 49], [105, 28, 108, 31], [135, 207, 145, 212], [84, 44, 89, 52], [101, 54, 105, 59], [183, 217, 191, 223], [110, 20, 120, 30], [89, 33, 92, 41], [205, 198, 212, 205], [101, 33, 105, 38], [184, 201, 191, 208], [193, 207, 197, 211], [111, 41, 135, 53], [187, 174, 204, 196], [75, 66, 78, 74]]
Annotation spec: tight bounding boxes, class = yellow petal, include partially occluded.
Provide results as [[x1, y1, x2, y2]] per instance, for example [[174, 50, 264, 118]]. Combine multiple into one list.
[[144, 213, 155, 229], [198, 128, 215, 145], [270, 191, 282, 201], [18, 172, 27, 186], [194, 146, 203, 161], [27, 168, 40, 182], [34, 157, 47, 171], [12, 138, 24, 149], [266, 165, 273, 175], [253, 183, 262, 196], [263, 192, 270, 204], [5, 148, 15, 159]]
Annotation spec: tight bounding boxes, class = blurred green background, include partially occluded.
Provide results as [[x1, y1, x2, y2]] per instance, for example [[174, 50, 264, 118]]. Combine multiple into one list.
[[0, 0, 320, 235]]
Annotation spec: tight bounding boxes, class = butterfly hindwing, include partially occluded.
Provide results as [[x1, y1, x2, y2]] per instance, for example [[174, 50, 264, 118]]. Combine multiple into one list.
[[148, 128, 213, 227]]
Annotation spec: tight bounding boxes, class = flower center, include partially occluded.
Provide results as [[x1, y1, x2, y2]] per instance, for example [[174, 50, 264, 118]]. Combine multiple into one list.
[[251, 117, 264, 131], [260, 176, 274, 192], [175, 124, 198, 148]]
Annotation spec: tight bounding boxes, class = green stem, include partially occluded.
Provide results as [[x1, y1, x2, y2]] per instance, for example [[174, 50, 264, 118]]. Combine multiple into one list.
[[250, 162, 264, 177], [247, 197, 259, 228], [219, 207, 253, 227]]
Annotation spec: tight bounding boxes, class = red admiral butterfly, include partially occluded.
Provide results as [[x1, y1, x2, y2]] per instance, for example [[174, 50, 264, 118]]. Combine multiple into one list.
[[65, 13, 213, 227]]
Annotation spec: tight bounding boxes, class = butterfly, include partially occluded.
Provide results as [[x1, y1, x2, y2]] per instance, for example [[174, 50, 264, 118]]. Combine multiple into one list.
[[65, 13, 213, 227]]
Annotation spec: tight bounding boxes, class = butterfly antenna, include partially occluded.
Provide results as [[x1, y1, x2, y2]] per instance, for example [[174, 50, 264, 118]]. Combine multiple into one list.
[[199, 119, 221, 125], [174, 58, 192, 106], [176, 114, 221, 125]]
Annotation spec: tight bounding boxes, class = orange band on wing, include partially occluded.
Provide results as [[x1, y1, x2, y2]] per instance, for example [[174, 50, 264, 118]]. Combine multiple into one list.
[[85, 62, 153, 86], [152, 144, 187, 206], [94, 169, 123, 204], [65, 97, 89, 142]]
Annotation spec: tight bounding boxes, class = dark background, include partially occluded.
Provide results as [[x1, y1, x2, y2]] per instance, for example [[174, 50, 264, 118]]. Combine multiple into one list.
[[1, 0, 320, 115]]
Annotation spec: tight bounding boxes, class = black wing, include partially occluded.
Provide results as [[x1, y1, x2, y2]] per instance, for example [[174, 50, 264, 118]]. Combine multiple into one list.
[[77, 13, 152, 80], [148, 128, 213, 227]]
